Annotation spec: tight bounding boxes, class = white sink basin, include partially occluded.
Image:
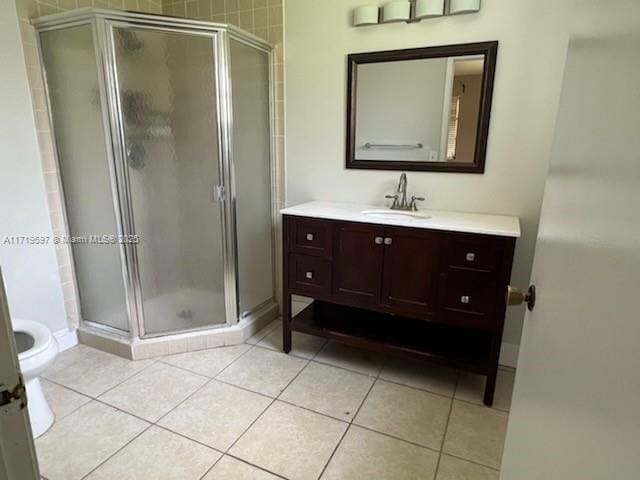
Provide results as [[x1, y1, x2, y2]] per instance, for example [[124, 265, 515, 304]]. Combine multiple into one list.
[[361, 209, 432, 221]]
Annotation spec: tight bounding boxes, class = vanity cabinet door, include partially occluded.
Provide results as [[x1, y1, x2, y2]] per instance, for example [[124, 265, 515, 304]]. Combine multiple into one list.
[[380, 227, 438, 316], [332, 222, 385, 306]]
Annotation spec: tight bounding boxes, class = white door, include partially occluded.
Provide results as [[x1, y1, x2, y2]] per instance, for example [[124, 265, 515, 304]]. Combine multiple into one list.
[[0, 270, 39, 480], [501, 0, 640, 478]]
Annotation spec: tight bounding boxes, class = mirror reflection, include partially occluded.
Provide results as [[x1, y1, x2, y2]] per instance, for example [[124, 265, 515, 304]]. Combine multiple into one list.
[[355, 55, 484, 164]]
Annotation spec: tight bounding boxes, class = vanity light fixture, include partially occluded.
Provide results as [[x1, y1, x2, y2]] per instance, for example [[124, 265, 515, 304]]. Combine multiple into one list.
[[381, 1, 412, 23], [414, 0, 445, 19], [449, 0, 481, 15], [352, 0, 480, 28], [353, 5, 380, 26]]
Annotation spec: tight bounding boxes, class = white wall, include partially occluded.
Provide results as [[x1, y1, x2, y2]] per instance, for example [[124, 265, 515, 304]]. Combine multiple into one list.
[[0, 1, 68, 333], [285, 0, 573, 348]]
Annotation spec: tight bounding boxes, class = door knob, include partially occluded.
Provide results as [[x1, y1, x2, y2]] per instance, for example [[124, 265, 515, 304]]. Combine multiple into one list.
[[507, 285, 536, 311]]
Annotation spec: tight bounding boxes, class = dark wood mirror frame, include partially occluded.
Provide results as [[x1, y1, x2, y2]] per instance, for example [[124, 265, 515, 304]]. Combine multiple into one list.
[[346, 41, 498, 174]]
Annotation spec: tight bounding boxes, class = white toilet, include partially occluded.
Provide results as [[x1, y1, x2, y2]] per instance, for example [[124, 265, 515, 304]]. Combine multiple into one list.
[[13, 319, 59, 438]]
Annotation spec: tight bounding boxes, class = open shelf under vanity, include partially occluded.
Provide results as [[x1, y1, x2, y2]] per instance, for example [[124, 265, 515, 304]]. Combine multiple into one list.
[[292, 301, 492, 374]]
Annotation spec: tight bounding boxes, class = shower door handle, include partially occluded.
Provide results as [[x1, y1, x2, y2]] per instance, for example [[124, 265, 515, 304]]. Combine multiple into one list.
[[212, 185, 225, 203]]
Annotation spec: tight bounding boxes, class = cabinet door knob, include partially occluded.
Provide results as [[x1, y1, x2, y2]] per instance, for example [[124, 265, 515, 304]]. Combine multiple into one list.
[[384, 237, 393, 245], [306, 233, 314, 241], [466, 252, 475, 262], [374, 236, 383, 245], [460, 295, 470, 304], [305, 271, 314, 279]]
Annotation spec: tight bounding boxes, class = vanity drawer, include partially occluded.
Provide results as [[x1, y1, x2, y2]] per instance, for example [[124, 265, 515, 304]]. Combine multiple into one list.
[[288, 217, 333, 258], [288, 254, 332, 296], [439, 272, 496, 328], [443, 235, 500, 273]]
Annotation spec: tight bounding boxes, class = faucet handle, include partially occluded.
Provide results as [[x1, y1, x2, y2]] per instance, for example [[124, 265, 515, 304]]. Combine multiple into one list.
[[410, 196, 425, 211], [385, 194, 399, 209]]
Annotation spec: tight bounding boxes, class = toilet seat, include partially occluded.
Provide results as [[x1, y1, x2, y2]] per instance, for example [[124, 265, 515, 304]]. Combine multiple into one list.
[[13, 319, 55, 361]]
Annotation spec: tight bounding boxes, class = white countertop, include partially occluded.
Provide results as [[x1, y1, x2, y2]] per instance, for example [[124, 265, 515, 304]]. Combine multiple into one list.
[[280, 201, 521, 238]]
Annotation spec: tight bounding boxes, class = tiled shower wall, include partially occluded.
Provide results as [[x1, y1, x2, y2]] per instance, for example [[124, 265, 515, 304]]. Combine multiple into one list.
[[14, 0, 283, 331]]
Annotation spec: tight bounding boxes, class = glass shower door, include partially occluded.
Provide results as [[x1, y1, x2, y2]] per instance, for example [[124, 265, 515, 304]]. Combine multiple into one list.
[[112, 25, 227, 335], [229, 39, 275, 317], [40, 25, 130, 332]]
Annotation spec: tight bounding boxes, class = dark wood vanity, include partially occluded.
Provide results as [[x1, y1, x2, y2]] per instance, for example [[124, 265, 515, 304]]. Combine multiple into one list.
[[281, 202, 518, 406]]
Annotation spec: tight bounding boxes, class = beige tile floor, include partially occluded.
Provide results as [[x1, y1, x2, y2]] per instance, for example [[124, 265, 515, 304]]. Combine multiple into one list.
[[36, 319, 514, 480]]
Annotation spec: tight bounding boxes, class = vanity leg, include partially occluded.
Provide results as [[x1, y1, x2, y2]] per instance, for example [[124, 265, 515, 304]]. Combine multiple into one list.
[[283, 292, 292, 353], [483, 369, 497, 406]]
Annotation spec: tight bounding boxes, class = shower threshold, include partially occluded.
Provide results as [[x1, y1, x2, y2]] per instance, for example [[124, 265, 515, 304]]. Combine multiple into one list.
[[77, 299, 279, 360]]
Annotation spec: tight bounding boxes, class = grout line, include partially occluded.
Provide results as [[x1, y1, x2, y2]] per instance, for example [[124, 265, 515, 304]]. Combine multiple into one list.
[[211, 377, 276, 401], [438, 451, 501, 473], [43, 348, 158, 400], [373, 376, 457, 401], [316, 373, 378, 479], [309, 354, 383, 379], [316, 424, 350, 480], [79, 423, 153, 480], [92, 397, 156, 425], [222, 355, 312, 458], [154, 423, 224, 453], [433, 372, 460, 479], [197, 454, 225, 480], [94, 360, 170, 400], [251, 341, 317, 361], [157, 345, 252, 380], [454, 396, 511, 413], [208, 342, 259, 378], [274, 398, 351, 424], [222, 397, 273, 454], [245, 318, 281, 345], [151, 374, 218, 426], [350, 423, 443, 456], [223, 454, 290, 480]]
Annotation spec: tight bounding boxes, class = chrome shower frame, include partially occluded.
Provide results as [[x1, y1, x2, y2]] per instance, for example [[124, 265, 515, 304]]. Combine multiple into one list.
[[32, 8, 278, 342]]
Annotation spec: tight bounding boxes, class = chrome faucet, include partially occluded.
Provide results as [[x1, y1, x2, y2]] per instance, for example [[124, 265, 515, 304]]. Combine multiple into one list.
[[386, 173, 425, 211]]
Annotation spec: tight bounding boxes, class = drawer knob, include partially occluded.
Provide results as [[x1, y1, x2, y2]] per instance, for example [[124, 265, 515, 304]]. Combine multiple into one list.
[[306, 233, 315, 241], [384, 237, 393, 245], [460, 295, 470, 304], [466, 252, 476, 262], [305, 271, 314, 279], [374, 236, 383, 245]]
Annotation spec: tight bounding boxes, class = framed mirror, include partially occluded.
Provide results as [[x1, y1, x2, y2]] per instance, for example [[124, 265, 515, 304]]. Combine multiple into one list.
[[346, 41, 498, 173]]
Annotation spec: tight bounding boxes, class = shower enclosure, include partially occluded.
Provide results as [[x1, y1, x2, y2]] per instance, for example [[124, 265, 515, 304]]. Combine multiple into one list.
[[33, 9, 277, 352]]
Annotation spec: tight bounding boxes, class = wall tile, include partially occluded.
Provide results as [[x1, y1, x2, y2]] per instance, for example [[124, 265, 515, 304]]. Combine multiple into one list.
[[16, 0, 40, 19], [58, 0, 77, 9], [186, 0, 198, 17], [227, 10, 239, 25], [267, 4, 281, 25], [224, 0, 238, 14], [253, 6, 267, 27], [211, 0, 225, 14], [198, 0, 211, 18], [238, 9, 253, 30]]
